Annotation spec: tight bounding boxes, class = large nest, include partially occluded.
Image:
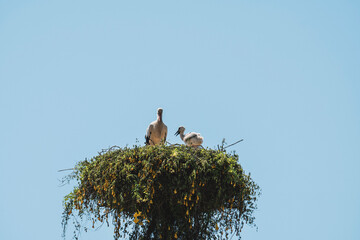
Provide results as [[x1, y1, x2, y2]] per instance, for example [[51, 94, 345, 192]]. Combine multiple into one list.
[[61, 144, 260, 240]]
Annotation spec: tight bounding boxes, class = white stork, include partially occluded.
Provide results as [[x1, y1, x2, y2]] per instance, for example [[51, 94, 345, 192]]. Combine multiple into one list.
[[145, 108, 168, 145], [175, 126, 203, 148]]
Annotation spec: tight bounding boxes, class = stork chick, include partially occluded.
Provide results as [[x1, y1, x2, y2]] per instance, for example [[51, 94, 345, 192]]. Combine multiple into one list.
[[175, 126, 203, 148], [145, 108, 168, 145]]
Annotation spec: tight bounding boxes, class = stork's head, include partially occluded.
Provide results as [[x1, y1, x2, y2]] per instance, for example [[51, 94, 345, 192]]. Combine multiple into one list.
[[175, 126, 185, 136], [157, 108, 163, 116]]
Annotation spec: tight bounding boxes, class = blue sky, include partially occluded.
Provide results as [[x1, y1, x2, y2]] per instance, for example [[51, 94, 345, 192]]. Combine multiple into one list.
[[1, 1, 359, 239]]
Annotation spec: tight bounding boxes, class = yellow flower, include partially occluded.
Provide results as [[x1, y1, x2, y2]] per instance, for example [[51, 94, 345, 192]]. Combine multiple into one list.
[[171, 151, 178, 157], [174, 189, 177, 194], [134, 211, 142, 218], [174, 232, 178, 239]]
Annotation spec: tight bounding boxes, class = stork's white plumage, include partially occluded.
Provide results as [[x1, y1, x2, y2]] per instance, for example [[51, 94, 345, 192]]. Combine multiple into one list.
[[175, 126, 203, 148], [145, 108, 168, 145]]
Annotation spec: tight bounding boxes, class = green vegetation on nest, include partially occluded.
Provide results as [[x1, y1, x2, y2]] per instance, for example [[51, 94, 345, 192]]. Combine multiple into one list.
[[62, 144, 260, 240]]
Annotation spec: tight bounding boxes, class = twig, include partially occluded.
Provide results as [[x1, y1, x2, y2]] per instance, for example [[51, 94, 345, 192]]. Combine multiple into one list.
[[224, 139, 243, 149], [230, 230, 236, 240], [98, 146, 121, 155], [58, 168, 75, 172]]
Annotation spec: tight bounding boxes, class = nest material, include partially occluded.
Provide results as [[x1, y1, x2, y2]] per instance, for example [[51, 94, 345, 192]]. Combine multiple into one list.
[[62, 145, 260, 240]]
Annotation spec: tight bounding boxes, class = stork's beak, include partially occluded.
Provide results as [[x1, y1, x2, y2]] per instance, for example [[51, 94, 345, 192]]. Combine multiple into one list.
[[175, 130, 180, 136]]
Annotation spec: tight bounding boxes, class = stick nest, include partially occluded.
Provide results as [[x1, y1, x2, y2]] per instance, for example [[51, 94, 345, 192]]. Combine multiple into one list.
[[62, 145, 260, 240]]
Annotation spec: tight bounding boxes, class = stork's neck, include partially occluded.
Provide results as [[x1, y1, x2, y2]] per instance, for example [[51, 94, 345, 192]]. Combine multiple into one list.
[[179, 132, 185, 141], [157, 114, 162, 122]]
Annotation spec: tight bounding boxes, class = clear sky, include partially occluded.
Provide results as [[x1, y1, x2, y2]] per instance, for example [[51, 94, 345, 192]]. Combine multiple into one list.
[[1, 1, 359, 239]]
